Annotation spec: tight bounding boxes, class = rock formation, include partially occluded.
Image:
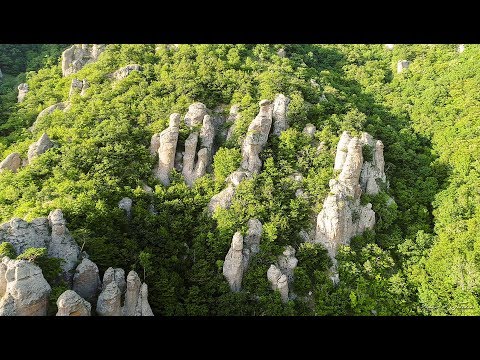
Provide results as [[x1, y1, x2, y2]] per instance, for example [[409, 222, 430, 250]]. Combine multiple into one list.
[[240, 100, 273, 174], [112, 64, 142, 80], [385, 44, 394, 50], [150, 133, 161, 156], [69, 78, 89, 97], [73, 258, 101, 303], [96, 281, 122, 316], [0, 257, 51, 316], [0, 217, 50, 254], [118, 197, 133, 218], [272, 94, 290, 136], [36, 102, 68, 120], [458, 44, 465, 53], [397, 60, 410, 74], [277, 48, 287, 58], [277, 246, 298, 284], [27, 133, 54, 163], [102, 267, 126, 293], [184, 102, 207, 127], [62, 44, 105, 77], [223, 219, 263, 292], [226, 104, 240, 141], [123, 270, 153, 316], [0, 153, 21, 173], [267, 265, 289, 302], [47, 209, 81, 281], [17, 83, 28, 103], [56, 290, 91, 316], [303, 123, 316, 137], [314, 131, 387, 263], [155, 113, 180, 185]]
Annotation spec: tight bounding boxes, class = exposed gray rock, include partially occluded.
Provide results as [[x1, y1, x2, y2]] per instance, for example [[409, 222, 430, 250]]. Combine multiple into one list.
[[118, 197, 133, 218], [267, 265, 289, 302], [226, 104, 240, 141], [303, 123, 316, 137], [134, 283, 154, 316], [73, 258, 101, 303], [123, 270, 142, 316], [240, 100, 273, 174], [458, 44, 465, 53], [0, 153, 21, 173], [207, 184, 236, 213], [69, 78, 89, 97], [174, 151, 183, 172], [36, 102, 68, 121], [272, 94, 290, 136], [182, 132, 199, 186], [47, 209, 81, 281], [17, 83, 28, 103], [80, 79, 89, 96], [62, 44, 105, 77], [184, 102, 207, 127], [113, 64, 142, 80], [277, 48, 286, 58], [150, 133, 161, 156], [27, 133, 54, 163], [96, 281, 121, 316], [0, 257, 51, 316], [385, 44, 394, 50], [200, 115, 215, 155], [0, 217, 50, 254], [0, 68, 2, 78], [223, 232, 245, 292], [56, 290, 91, 316], [244, 219, 263, 256], [397, 60, 410, 74], [155, 113, 180, 185], [359, 133, 386, 195], [334, 131, 352, 171], [277, 245, 298, 284], [102, 267, 126, 294]]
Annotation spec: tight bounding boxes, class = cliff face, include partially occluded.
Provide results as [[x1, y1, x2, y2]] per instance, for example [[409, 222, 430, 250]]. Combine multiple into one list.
[[314, 131, 388, 273]]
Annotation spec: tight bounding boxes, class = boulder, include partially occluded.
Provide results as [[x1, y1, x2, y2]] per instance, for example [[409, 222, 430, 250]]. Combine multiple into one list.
[[0, 153, 21, 173], [458, 44, 465, 53], [277, 245, 298, 284], [36, 102, 68, 120], [102, 267, 126, 294], [0, 257, 51, 316], [184, 102, 207, 127], [385, 44, 394, 50], [182, 132, 199, 186], [223, 232, 245, 292], [277, 48, 286, 58], [27, 133, 54, 163], [96, 282, 121, 316], [17, 83, 28, 103], [150, 133, 161, 156], [112, 64, 142, 80], [155, 113, 180, 186], [62, 44, 105, 77], [303, 123, 316, 137], [0, 217, 50, 254], [134, 283, 154, 316], [244, 219, 262, 256], [56, 290, 91, 316], [207, 184, 236, 213], [123, 270, 142, 316], [397, 60, 410, 74], [118, 197, 133, 218], [69, 78, 89, 97], [272, 94, 290, 136], [267, 264, 289, 302], [72, 258, 101, 303]]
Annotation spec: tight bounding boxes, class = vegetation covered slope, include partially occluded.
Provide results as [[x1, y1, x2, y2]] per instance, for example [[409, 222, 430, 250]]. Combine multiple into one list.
[[0, 44, 475, 315]]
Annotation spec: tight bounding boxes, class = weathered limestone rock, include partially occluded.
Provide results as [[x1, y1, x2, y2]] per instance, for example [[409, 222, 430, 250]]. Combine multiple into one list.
[[277, 48, 286, 58], [135, 283, 154, 316], [102, 267, 126, 294], [0, 217, 50, 255], [113, 64, 142, 80], [244, 219, 262, 256], [27, 133, 54, 163], [174, 151, 183, 172], [223, 232, 245, 292], [207, 184, 236, 213], [36, 102, 68, 120], [385, 44, 394, 50], [17, 83, 28, 103], [277, 245, 298, 284], [458, 44, 465, 53], [69, 78, 89, 97], [80, 79, 89, 96], [118, 197, 133, 218], [397, 60, 410, 74], [272, 94, 290, 136], [267, 265, 289, 302], [62, 44, 105, 77], [155, 113, 180, 185], [150, 133, 161, 156], [0, 257, 51, 316], [96, 282, 121, 316], [123, 270, 142, 316], [240, 100, 273, 174], [56, 290, 91, 316], [226, 104, 240, 141], [0, 153, 21, 173], [303, 123, 316, 137], [73, 258, 101, 303], [47, 209, 81, 281], [314, 131, 385, 263], [182, 132, 199, 186], [184, 102, 207, 127], [200, 115, 215, 154]]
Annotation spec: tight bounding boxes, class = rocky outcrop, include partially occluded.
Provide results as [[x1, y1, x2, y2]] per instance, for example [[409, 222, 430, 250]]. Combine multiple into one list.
[[277, 48, 286, 58], [226, 104, 240, 141], [303, 123, 316, 137], [17, 83, 28, 103], [96, 281, 122, 316], [112, 64, 142, 80], [277, 246, 298, 284], [314, 131, 387, 262], [184, 102, 207, 127], [240, 100, 273, 174], [267, 265, 289, 302], [47, 209, 81, 281], [0, 153, 21, 173], [223, 219, 262, 292], [27, 133, 54, 164], [102, 267, 126, 293], [123, 271, 153, 316], [150, 133, 161, 156], [272, 94, 290, 136], [155, 113, 180, 185], [62, 44, 105, 77], [385, 44, 394, 50], [56, 290, 91, 316], [36, 102, 68, 120], [73, 258, 101, 303], [118, 197, 133, 218], [0, 257, 51, 316], [397, 60, 410, 74], [69, 78, 89, 97], [458, 44, 465, 53]]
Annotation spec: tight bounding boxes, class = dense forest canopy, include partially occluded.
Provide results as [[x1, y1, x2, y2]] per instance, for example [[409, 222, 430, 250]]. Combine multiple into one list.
[[0, 43, 478, 315]]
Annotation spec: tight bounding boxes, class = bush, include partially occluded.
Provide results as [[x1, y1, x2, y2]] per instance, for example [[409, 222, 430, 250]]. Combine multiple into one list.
[[0, 242, 16, 259]]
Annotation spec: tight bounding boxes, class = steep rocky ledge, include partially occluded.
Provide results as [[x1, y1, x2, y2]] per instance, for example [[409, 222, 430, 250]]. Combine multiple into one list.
[[61, 44, 105, 77]]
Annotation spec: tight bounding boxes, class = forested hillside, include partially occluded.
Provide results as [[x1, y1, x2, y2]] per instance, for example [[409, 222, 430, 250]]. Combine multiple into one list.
[[0, 44, 477, 316]]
